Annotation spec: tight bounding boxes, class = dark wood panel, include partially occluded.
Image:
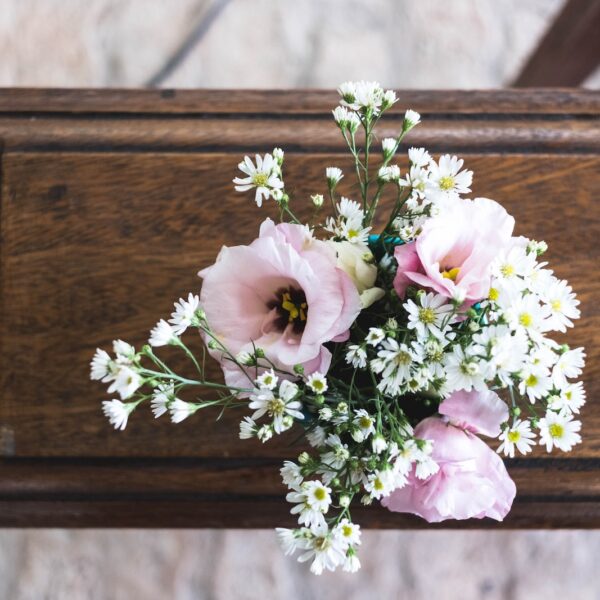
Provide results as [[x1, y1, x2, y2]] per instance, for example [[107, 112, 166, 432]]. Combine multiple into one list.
[[0, 90, 599, 527]]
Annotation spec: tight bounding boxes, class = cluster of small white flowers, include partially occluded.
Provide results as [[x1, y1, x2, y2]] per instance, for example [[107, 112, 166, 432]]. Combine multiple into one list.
[[233, 149, 285, 207], [337, 81, 397, 115], [324, 196, 371, 244]]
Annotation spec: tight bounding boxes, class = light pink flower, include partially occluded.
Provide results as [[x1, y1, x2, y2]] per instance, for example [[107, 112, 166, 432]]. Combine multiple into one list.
[[382, 417, 516, 522], [199, 219, 361, 389], [394, 197, 514, 302]]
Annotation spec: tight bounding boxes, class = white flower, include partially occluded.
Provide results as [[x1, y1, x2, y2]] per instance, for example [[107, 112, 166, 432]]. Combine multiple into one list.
[[236, 350, 253, 366], [381, 137, 396, 156], [306, 426, 327, 448], [275, 528, 308, 557], [552, 347, 585, 388], [249, 380, 303, 434], [371, 433, 388, 454], [382, 89, 397, 109], [272, 147, 284, 163], [281, 461, 303, 488], [339, 219, 371, 245], [311, 193, 324, 208], [491, 245, 537, 287], [414, 453, 439, 480], [257, 424, 274, 442], [345, 344, 367, 369], [287, 481, 331, 530], [343, 553, 361, 573], [151, 382, 175, 418], [408, 147, 431, 167], [338, 196, 363, 222], [297, 523, 346, 575], [503, 293, 550, 337], [102, 399, 135, 431], [326, 167, 343, 186], [233, 153, 284, 207], [239, 416, 257, 439], [107, 366, 141, 400], [427, 154, 472, 198], [365, 469, 397, 499], [113, 340, 136, 364], [549, 381, 586, 414], [371, 339, 417, 396], [169, 399, 196, 423], [497, 420, 536, 457], [403, 109, 421, 128], [90, 348, 113, 382], [365, 327, 385, 346], [405, 292, 454, 340], [255, 369, 278, 390], [378, 165, 401, 182], [352, 409, 375, 442], [473, 325, 528, 385], [333, 519, 361, 549], [149, 319, 176, 347], [540, 278, 580, 332], [169, 293, 201, 335], [306, 372, 328, 394], [518, 364, 552, 402], [443, 346, 485, 392], [339, 80, 385, 113], [538, 411, 582, 452]]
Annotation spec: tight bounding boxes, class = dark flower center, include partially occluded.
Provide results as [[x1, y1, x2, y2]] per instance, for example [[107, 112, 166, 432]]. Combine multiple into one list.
[[267, 287, 308, 334]]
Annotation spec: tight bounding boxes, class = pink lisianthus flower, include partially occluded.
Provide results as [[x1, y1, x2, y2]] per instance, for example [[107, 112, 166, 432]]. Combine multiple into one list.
[[393, 197, 515, 303], [382, 388, 515, 522], [199, 218, 361, 389]]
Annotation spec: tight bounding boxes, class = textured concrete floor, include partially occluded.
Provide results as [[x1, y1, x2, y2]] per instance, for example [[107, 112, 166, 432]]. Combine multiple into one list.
[[1, 0, 599, 598]]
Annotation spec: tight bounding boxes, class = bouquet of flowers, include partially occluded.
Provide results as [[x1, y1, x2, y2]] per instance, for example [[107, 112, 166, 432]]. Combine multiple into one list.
[[91, 81, 586, 574]]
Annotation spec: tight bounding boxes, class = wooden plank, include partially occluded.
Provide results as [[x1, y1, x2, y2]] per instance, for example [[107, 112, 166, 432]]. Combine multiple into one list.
[[0, 90, 599, 527], [514, 0, 600, 87]]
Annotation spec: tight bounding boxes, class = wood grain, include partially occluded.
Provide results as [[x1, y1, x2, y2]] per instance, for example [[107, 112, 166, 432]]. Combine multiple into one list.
[[0, 89, 599, 527]]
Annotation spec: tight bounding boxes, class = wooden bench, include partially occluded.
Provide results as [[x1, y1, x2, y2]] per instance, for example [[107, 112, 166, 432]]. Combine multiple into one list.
[[0, 89, 599, 528]]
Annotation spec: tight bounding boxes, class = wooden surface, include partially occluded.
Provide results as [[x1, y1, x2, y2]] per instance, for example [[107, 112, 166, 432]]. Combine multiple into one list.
[[513, 0, 600, 87], [0, 89, 599, 527]]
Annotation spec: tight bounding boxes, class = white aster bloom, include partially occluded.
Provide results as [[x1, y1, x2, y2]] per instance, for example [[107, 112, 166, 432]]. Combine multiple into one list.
[[239, 416, 257, 439], [365, 469, 397, 499], [90, 348, 114, 382], [403, 109, 421, 129], [306, 372, 328, 394], [113, 340, 136, 365], [443, 345, 485, 393], [151, 382, 175, 418], [233, 153, 284, 207], [280, 460, 303, 488], [297, 523, 346, 575], [287, 481, 332, 530], [169, 399, 197, 423], [346, 344, 367, 369], [275, 528, 309, 557], [427, 154, 472, 198], [538, 411, 582, 452], [255, 369, 278, 390], [405, 292, 454, 340], [371, 339, 417, 396], [371, 433, 388, 454], [320, 434, 350, 471], [169, 293, 201, 335], [306, 425, 327, 448], [518, 364, 552, 402], [107, 365, 141, 400], [333, 519, 361, 549], [549, 381, 586, 414], [249, 380, 303, 434], [503, 293, 550, 337], [415, 453, 440, 480], [552, 347, 585, 388], [102, 399, 135, 431], [149, 319, 176, 347], [497, 420, 536, 457], [378, 165, 401, 182], [339, 80, 385, 113], [491, 245, 537, 288], [540, 277, 580, 332], [408, 147, 431, 167], [365, 327, 385, 347], [352, 409, 375, 442], [381, 137, 397, 157], [236, 350, 253, 366], [326, 167, 343, 186]]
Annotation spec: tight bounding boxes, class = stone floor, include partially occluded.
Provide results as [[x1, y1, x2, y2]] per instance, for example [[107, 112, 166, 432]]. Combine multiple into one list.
[[1, 0, 599, 598]]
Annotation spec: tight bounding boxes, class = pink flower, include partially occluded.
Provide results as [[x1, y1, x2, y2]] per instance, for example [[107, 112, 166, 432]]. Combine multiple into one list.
[[394, 197, 514, 302], [199, 219, 361, 389], [382, 417, 516, 522]]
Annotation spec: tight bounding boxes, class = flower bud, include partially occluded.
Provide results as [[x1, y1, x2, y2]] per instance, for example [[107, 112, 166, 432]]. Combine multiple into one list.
[[298, 451, 310, 465], [311, 193, 324, 208]]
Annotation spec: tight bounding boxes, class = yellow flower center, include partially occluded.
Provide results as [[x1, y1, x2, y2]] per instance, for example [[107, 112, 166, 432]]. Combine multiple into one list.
[[281, 292, 307, 323], [359, 416, 373, 429], [312, 379, 325, 392], [551, 299, 562, 311], [525, 374, 538, 387], [342, 525, 353, 537], [314, 536, 330, 551], [439, 176, 455, 191], [373, 478, 384, 491], [519, 313, 532, 327], [252, 172, 269, 187], [418, 307, 436, 324], [313, 487, 327, 501], [488, 287, 499, 301], [507, 430, 521, 443], [441, 267, 460, 281], [395, 351, 412, 366], [549, 423, 564, 439], [500, 264, 515, 277]]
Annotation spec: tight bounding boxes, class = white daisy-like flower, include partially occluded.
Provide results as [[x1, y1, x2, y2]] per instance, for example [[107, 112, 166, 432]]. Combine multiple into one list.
[[102, 399, 135, 431], [538, 411, 582, 452], [491, 245, 537, 288], [332, 106, 360, 131], [518, 364, 552, 402], [382, 89, 398, 109], [236, 350, 253, 366], [352, 409, 375, 442], [90, 348, 114, 382], [403, 109, 421, 129], [339, 220, 370, 245], [414, 453, 439, 480], [497, 420, 536, 457], [287, 481, 332, 530], [169, 399, 197, 424], [503, 293, 550, 337], [404, 292, 454, 340], [381, 137, 397, 157], [343, 552, 361, 573], [408, 147, 431, 167], [297, 523, 346, 575], [427, 154, 472, 198], [113, 340, 136, 365], [364, 469, 397, 499], [399, 164, 430, 199], [345, 344, 367, 369], [107, 365, 141, 400], [280, 461, 303, 488], [255, 369, 278, 390], [552, 347, 586, 388], [239, 416, 257, 439], [540, 278, 580, 332], [338, 196, 363, 221], [151, 382, 175, 418], [320, 434, 350, 472], [275, 527, 309, 557], [169, 293, 201, 335], [249, 380, 303, 434], [333, 519, 361, 549], [149, 319, 176, 347], [371, 433, 388, 454], [365, 327, 385, 346], [326, 167, 343, 186], [549, 381, 586, 414], [378, 165, 401, 182], [306, 426, 327, 448], [339, 80, 385, 113], [233, 153, 284, 207], [443, 345, 485, 393], [306, 372, 328, 394], [474, 325, 528, 386], [371, 339, 417, 396]]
